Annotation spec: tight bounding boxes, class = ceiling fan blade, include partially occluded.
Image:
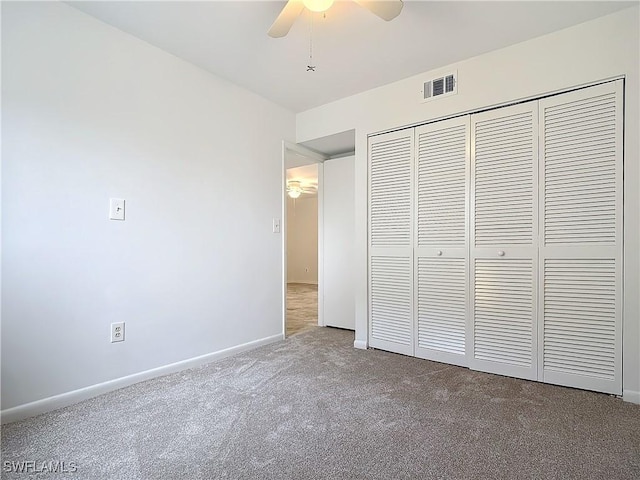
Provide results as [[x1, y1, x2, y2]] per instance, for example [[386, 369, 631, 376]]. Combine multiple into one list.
[[353, 0, 404, 21], [268, 0, 305, 38]]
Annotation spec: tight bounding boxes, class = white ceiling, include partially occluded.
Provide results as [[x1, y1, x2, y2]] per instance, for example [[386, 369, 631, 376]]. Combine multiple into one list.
[[67, 1, 634, 114], [287, 163, 318, 183]]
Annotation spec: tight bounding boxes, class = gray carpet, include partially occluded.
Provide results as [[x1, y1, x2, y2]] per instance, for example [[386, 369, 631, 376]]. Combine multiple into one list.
[[2, 327, 639, 479]]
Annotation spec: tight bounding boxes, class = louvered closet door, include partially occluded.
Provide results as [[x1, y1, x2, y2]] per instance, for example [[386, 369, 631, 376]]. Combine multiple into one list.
[[414, 117, 469, 366], [369, 130, 414, 356], [470, 102, 539, 380], [538, 81, 623, 395]]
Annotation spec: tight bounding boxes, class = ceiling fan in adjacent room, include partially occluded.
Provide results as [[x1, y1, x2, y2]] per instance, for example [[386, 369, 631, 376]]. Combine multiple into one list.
[[268, 0, 404, 38], [287, 180, 318, 199]]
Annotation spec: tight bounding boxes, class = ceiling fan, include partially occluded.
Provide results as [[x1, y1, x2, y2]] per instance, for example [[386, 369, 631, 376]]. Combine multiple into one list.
[[268, 0, 404, 38], [287, 180, 318, 199]]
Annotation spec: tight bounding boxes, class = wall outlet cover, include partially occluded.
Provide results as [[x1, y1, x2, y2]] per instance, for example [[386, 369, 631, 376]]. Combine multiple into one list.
[[111, 322, 125, 343]]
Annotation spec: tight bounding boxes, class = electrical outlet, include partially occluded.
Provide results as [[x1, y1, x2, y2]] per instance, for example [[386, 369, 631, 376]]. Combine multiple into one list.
[[111, 322, 125, 343]]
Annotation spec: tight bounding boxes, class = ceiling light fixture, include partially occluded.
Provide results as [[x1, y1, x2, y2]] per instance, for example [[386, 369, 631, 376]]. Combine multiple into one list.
[[303, 0, 334, 13], [287, 179, 317, 198], [268, 0, 403, 38], [287, 180, 303, 199]]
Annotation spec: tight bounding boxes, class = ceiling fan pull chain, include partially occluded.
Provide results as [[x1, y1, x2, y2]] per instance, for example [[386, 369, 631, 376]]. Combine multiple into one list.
[[307, 12, 316, 72]]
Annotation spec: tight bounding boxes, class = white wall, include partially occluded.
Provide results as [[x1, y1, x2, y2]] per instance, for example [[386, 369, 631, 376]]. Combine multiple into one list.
[[323, 156, 355, 330], [296, 7, 640, 401], [286, 195, 318, 284], [1, 2, 295, 414]]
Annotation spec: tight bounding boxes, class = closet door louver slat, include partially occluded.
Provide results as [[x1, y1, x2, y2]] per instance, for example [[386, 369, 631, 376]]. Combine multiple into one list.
[[543, 92, 618, 245], [474, 259, 533, 367], [371, 257, 412, 346], [543, 260, 616, 379], [414, 118, 469, 366], [416, 122, 468, 247], [417, 258, 466, 356], [369, 130, 414, 356], [470, 101, 538, 380], [370, 136, 412, 248], [539, 80, 622, 395], [474, 110, 535, 246]]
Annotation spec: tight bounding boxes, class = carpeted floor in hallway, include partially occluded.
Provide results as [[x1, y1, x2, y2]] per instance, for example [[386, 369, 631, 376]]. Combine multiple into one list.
[[286, 282, 317, 336]]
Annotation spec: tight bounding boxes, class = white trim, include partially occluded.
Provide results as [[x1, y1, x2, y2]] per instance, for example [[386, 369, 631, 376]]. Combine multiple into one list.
[[282, 141, 288, 337], [317, 162, 325, 327], [1, 334, 283, 424], [622, 390, 640, 404], [354, 340, 368, 350]]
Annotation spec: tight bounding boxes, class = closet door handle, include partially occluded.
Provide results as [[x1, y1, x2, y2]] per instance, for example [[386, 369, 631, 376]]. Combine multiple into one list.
[[497, 250, 505, 257], [437, 250, 443, 256]]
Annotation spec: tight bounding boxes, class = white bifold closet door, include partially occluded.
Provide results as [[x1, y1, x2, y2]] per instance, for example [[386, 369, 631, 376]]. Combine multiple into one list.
[[368, 129, 414, 356], [470, 101, 539, 381], [538, 81, 623, 395], [414, 117, 469, 366], [367, 80, 623, 396]]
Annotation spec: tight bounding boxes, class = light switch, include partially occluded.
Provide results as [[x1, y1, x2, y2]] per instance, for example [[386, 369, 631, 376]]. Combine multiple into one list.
[[273, 218, 281, 233], [109, 198, 125, 220]]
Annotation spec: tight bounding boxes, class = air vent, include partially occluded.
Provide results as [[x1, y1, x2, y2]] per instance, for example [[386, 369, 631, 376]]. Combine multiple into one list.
[[445, 74, 455, 92], [422, 71, 457, 102], [433, 78, 444, 96]]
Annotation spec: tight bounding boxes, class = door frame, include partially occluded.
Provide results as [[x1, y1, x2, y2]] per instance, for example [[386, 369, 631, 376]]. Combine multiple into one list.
[[282, 141, 327, 336]]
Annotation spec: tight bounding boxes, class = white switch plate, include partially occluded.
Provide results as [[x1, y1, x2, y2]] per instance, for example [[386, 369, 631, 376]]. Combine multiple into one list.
[[109, 198, 125, 220], [273, 218, 281, 233], [111, 322, 125, 343]]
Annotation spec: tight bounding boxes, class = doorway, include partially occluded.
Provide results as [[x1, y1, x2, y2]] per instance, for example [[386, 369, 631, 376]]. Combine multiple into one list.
[[282, 132, 356, 339], [286, 162, 319, 336], [283, 145, 323, 337]]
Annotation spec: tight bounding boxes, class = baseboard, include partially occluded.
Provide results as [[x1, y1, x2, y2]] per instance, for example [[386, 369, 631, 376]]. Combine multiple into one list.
[[622, 389, 640, 404], [354, 339, 368, 350], [1, 333, 284, 424]]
